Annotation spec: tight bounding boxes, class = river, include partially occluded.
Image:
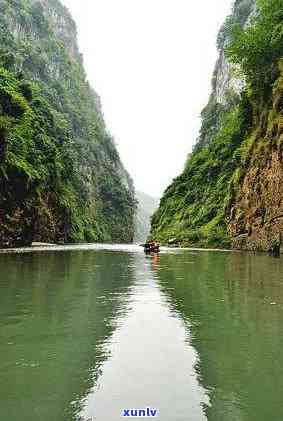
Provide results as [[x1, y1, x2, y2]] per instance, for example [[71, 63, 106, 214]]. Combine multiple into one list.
[[1, 244, 283, 420]]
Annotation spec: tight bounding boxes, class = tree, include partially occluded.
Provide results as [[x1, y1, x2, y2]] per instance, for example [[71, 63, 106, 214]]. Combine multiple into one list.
[[226, 0, 283, 92]]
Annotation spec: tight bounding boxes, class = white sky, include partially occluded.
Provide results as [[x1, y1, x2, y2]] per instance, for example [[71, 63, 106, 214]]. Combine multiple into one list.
[[61, 0, 232, 198]]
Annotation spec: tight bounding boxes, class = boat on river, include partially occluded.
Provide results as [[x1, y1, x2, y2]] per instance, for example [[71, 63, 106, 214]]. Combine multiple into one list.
[[141, 242, 160, 254]]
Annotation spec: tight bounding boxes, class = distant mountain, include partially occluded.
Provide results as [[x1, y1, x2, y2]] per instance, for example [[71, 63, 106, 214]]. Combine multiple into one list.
[[134, 192, 159, 243]]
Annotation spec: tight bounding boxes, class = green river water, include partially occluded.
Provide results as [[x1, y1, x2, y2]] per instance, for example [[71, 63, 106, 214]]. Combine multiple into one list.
[[1, 244, 283, 420]]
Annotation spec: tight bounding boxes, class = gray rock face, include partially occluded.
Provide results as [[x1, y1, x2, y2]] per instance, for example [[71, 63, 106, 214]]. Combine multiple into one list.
[[214, 50, 244, 105], [195, 0, 256, 149], [32, 0, 80, 60], [213, 0, 256, 106], [2, 0, 81, 81]]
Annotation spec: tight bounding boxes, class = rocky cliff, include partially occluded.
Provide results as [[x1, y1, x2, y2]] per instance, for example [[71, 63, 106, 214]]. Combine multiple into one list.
[[151, 0, 283, 251], [228, 58, 283, 251], [0, 0, 136, 247]]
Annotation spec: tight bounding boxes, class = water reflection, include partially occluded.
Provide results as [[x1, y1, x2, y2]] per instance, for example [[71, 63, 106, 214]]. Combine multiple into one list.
[[156, 251, 283, 421], [0, 251, 135, 421], [2, 247, 283, 421], [79, 252, 208, 421]]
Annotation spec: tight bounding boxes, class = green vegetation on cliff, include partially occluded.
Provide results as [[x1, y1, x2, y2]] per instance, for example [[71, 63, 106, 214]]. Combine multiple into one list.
[[0, 0, 136, 247], [151, 97, 252, 248], [151, 0, 283, 250]]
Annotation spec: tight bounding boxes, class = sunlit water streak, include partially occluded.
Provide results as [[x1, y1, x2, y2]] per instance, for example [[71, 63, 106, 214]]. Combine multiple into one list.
[[79, 253, 208, 420]]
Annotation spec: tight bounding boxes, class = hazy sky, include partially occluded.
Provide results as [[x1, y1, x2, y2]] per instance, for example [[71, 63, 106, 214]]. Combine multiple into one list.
[[61, 0, 232, 197]]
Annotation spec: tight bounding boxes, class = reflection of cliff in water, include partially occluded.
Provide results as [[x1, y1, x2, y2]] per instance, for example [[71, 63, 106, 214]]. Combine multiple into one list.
[[155, 251, 283, 421], [0, 251, 135, 421]]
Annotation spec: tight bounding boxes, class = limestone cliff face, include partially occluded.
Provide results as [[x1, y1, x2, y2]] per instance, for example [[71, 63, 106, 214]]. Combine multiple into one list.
[[213, 0, 255, 106], [217, 0, 283, 252], [151, 0, 268, 250], [2, 0, 81, 77], [229, 151, 283, 250], [213, 49, 243, 106], [0, 0, 136, 247], [228, 63, 283, 251], [35, 0, 79, 59], [195, 0, 255, 150]]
